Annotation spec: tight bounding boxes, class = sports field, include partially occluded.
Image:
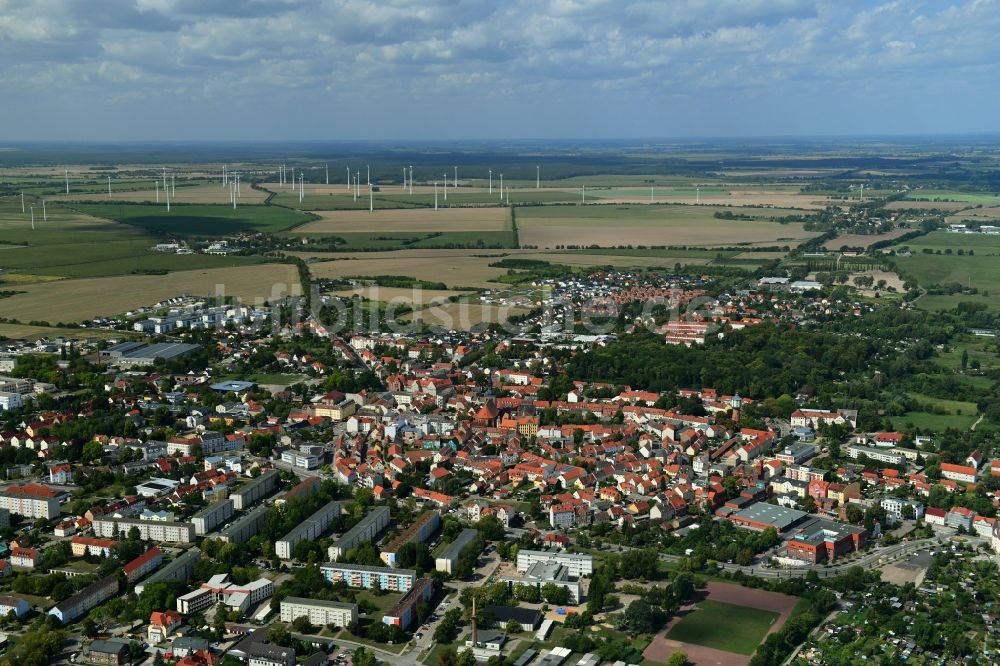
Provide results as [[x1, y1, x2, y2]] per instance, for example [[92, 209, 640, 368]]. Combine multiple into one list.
[[516, 204, 819, 249], [664, 600, 779, 655], [645, 582, 798, 666]]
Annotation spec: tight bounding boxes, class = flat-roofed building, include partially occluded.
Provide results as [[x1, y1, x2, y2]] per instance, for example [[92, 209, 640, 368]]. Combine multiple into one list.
[[218, 505, 269, 544], [729, 503, 809, 533], [231, 470, 280, 510], [516, 550, 593, 578], [135, 547, 200, 595], [92, 517, 196, 543], [192, 498, 234, 535], [275, 500, 345, 560], [328, 506, 390, 561], [382, 577, 434, 629], [435, 528, 480, 575], [279, 597, 358, 628], [319, 562, 416, 593], [380, 510, 440, 567], [49, 574, 119, 624]]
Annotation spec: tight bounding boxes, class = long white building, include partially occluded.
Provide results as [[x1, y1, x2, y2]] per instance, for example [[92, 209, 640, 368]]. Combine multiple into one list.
[[0, 483, 61, 519], [92, 517, 196, 543], [516, 550, 593, 578], [279, 597, 358, 628]]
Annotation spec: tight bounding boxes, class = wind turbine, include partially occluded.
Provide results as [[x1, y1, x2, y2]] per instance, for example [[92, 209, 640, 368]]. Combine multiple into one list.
[[108, 175, 112, 198], [505, 186, 509, 205], [223, 164, 227, 188], [489, 169, 492, 195], [402, 167, 407, 190], [172, 174, 176, 198], [582, 185, 586, 204], [860, 184, 864, 202], [536, 166, 540, 189], [29, 206, 34, 230], [408, 166, 413, 194], [65, 170, 69, 194], [650, 186, 654, 202], [454, 166, 458, 187], [369, 183, 373, 212], [356, 171, 360, 199], [326, 163, 329, 186], [443, 173, 447, 201], [434, 181, 438, 210], [42, 199, 46, 222], [20, 192, 24, 213], [366, 164, 370, 186], [155, 180, 160, 203], [166, 183, 171, 212], [499, 173, 503, 200]]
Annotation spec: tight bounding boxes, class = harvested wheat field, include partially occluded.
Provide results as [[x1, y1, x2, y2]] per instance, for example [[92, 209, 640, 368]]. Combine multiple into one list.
[[594, 191, 830, 209], [50, 182, 269, 205], [824, 229, 912, 250], [885, 200, 970, 211], [0, 264, 299, 322], [517, 205, 819, 249], [307, 251, 511, 289], [402, 301, 530, 329], [294, 207, 508, 233], [946, 206, 1000, 222], [331, 286, 471, 304], [517, 252, 712, 268]]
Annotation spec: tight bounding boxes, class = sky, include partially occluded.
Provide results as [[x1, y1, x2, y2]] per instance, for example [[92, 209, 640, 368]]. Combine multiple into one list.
[[1, 0, 999, 141]]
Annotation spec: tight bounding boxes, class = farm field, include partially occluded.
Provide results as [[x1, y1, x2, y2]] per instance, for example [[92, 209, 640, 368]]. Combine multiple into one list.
[[946, 206, 1000, 222], [266, 185, 580, 210], [663, 599, 779, 655], [825, 229, 912, 250], [401, 300, 530, 329], [305, 251, 513, 290], [904, 190, 1000, 206], [895, 230, 1000, 252], [293, 207, 510, 233], [591, 189, 832, 209], [49, 181, 270, 204], [331, 286, 471, 304], [0, 323, 136, 341], [0, 198, 270, 278], [516, 204, 820, 249], [885, 200, 971, 211], [891, 232, 1000, 309], [71, 202, 310, 235], [0, 264, 299, 323]]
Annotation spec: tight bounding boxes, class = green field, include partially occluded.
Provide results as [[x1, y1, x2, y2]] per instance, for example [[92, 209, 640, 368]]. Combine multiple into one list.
[[664, 599, 779, 655], [72, 202, 310, 235], [890, 393, 979, 431], [589, 186, 730, 198], [0, 200, 270, 278], [297, 230, 516, 251], [905, 190, 1000, 206], [897, 230, 1000, 252], [892, 232, 1000, 311]]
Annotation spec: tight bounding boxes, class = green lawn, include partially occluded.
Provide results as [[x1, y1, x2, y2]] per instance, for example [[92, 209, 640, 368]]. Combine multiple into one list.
[[72, 202, 311, 235], [664, 599, 779, 655], [893, 232, 1000, 309], [890, 392, 979, 431]]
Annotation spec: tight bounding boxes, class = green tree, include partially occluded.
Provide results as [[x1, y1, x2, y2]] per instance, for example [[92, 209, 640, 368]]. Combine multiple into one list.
[[667, 652, 689, 666]]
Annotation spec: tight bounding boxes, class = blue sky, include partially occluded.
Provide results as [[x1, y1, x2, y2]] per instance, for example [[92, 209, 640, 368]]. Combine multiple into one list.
[[1, 0, 998, 140]]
